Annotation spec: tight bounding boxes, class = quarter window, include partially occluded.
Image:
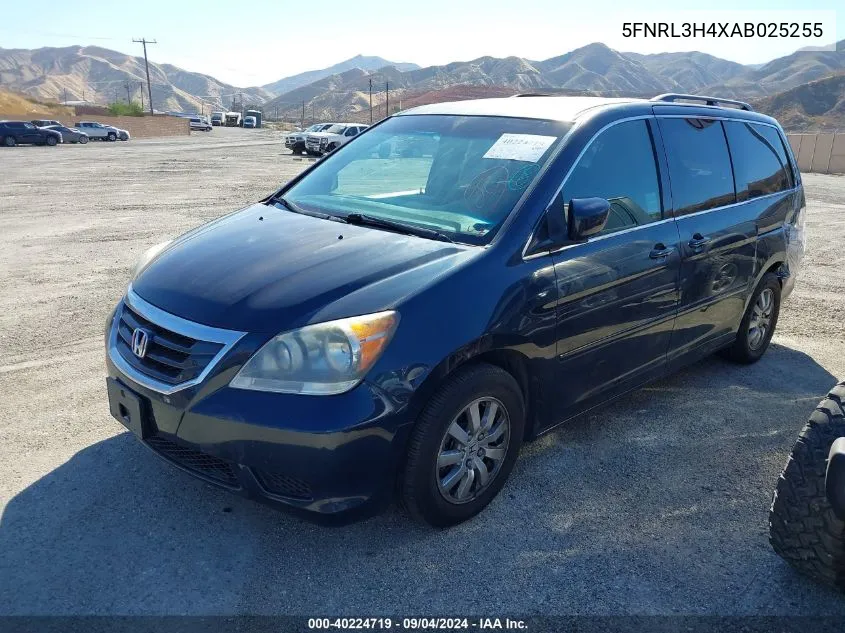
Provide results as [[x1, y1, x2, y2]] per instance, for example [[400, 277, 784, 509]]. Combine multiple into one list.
[[724, 121, 793, 200], [659, 118, 735, 215], [561, 119, 663, 236]]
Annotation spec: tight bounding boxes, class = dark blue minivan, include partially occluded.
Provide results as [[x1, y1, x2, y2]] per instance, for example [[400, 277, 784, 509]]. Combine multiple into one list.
[[106, 94, 805, 526]]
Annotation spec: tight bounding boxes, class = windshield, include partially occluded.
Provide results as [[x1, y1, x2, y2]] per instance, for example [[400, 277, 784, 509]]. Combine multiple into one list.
[[282, 114, 570, 245], [326, 125, 346, 134]]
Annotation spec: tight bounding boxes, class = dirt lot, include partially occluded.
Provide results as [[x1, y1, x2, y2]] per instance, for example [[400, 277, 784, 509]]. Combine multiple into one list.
[[1, 126, 844, 615]]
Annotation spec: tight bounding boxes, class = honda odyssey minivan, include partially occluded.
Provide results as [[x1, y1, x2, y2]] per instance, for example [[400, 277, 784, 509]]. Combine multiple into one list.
[[106, 93, 805, 526]]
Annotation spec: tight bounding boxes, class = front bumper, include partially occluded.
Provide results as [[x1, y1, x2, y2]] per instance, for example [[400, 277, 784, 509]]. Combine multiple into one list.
[[105, 296, 413, 524]]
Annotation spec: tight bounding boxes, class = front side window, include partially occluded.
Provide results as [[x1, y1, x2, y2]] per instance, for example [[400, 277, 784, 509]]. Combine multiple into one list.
[[724, 121, 793, 200], [659, 118, 735, 215], [283, 114, 570, 245], [23, 123, 36, 129], [561, 119, 663, 236]]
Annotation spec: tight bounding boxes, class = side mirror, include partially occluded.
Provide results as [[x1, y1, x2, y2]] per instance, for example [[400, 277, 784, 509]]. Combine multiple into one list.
[[568, 197, 610, 241]]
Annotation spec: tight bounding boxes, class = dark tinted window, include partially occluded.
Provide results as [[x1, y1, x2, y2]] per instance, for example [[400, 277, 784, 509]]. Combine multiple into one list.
[[724, 121, 792, 200], [660, 118, 735, 215], [561, 119, 662, 235]]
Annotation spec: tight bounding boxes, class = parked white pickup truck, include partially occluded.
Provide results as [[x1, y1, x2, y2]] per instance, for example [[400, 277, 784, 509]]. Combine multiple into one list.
[[304, 123, 369, 155], [75, 121, 121, 141]]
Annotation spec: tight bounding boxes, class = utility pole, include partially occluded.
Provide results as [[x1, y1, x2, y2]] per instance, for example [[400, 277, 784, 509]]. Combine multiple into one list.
[[63, 88, 68, 104], [301, 101, 305, 128], [312, 102, 315, 123], [369, 78, 373, 124], [140, 84, 144, 111], [133, 38, 157, 115], [124, 81, 132, 103], [385, 81, 389, 117]]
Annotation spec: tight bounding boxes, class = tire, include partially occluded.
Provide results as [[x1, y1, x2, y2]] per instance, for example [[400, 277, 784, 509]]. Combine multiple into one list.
[[721, 272, 781, 364], [107, 132, 117, 142], [45, 135, 57, 146], [2, 136, 15, 147], [400, 363, 525, 527], [79, 136, 88, 144], [292, 148, 302, 155], [326, 143, 337, 152], [769, 383, 845, 589]]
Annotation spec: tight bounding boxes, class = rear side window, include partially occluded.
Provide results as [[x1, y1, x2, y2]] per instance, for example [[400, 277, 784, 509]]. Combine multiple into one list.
[[561, 119, 663, 236], [724, 121, 793, 200], [659, 118, 735, 215]]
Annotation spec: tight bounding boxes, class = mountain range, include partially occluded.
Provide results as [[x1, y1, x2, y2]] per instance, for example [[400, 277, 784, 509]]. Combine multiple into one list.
[[1, 42, 844, 129]]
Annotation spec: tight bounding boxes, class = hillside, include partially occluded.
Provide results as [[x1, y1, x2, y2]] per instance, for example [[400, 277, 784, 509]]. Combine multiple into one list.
[[753, 73, 845, 131], [705, 39, 845, 98], [261, 55, 419, 95], [0, 45, 271, 113], [626, 51, 747, 91], [0, 90, 74, 117]]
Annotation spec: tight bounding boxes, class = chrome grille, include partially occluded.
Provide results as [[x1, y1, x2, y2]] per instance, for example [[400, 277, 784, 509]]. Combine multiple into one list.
[[115, 303, 224, 386]]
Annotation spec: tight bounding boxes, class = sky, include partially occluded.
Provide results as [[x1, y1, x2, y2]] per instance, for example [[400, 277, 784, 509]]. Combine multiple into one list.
[[0, 0, 840, 87]]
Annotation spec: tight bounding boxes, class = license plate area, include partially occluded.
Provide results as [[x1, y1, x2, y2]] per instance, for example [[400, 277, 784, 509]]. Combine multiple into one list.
[[107, 378, 151, 439]]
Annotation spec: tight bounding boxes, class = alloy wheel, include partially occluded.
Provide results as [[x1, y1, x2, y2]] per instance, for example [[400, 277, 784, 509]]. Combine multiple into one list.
[[748, 288, 774, 350], [436, 397, 510, 504]]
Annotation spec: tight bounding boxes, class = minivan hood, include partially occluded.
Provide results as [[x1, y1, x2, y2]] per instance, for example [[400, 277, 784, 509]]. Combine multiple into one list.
[[132, 203, 476, 333]]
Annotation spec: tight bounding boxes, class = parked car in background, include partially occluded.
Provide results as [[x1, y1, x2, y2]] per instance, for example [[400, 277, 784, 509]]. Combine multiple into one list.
[[116, 128, 130, 141], [285, 123, 334, 155], [211, 112, 224, 126], [44, 124, 89, 144], [0, 120, 62, 146], [304, 123, 368, 156], [189, 117, 212, 132], [224, 112, 242, 127], [243, 116, 257, 129], [31, 119, 62, 128], [75, 121, 119, 141]]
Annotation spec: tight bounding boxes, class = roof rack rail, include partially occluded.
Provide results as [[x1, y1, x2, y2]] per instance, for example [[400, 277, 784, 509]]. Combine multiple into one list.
[[510, 93, 553, 98], [650, 93, 753, 111]]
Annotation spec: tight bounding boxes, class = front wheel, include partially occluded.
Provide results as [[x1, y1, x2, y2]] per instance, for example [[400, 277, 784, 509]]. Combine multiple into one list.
[[107, 132, 117, 142], [79, 136, 88, 144], [721, 272, 781, 363], [400, 363, 525, 527], [45, 135, 58, 146]]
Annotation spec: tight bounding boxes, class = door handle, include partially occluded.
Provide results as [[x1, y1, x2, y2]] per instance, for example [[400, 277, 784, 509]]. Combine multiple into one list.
[[649, 244, 673, 259], [688, 234, 712, 250]]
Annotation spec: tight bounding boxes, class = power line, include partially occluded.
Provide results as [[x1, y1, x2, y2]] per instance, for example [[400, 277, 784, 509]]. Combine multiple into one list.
[[132, 38, 157, 115]]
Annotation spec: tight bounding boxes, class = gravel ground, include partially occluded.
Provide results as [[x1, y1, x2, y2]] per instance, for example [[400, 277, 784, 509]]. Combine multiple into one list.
[[1, 127, 844, 616]]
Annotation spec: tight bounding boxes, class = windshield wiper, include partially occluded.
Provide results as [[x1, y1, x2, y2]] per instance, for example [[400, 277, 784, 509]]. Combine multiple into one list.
[[272, 195, 347, 223], [345, 213, 454, 243]]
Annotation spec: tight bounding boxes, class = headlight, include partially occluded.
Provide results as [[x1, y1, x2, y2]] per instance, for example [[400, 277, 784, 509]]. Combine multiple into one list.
[[230, 311, 399, 395], [132, 240, 172, 280]]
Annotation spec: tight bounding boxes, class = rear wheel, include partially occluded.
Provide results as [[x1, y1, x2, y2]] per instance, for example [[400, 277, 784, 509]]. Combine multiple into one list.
[[770, 383, 845, 590], [400, 363, 525, 527], [2, 136, 15, 147], [107, 132, 117, 142], [45, 135, 57, 146], [721, 272, 781, 363], [79, 136, 88, 144]]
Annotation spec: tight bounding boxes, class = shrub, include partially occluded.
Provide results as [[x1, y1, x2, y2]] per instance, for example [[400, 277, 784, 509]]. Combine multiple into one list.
[[107, 101, 144, 116]]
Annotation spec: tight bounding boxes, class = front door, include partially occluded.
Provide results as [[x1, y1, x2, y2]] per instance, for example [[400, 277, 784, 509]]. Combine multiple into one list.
[[548, 118, 681, 423]]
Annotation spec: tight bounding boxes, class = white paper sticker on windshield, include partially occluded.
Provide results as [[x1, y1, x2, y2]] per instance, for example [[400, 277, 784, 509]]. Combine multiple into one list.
[[482, 134, 557, 162]]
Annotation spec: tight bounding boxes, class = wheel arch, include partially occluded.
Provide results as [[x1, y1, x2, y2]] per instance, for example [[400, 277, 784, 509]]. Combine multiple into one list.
[[396, 340, 543, 442]]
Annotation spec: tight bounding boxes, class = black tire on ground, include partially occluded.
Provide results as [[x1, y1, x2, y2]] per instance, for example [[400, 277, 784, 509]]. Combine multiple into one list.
[[107, 132, 117, 142], [769, 383, 845, 589], [46, 135, 57, 146], [79, 136, 88, 144], [399, 363, 525, 527], [721, 272, 781, 364], [2, 136, 15, 147], [292, 148, 302, 155]]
